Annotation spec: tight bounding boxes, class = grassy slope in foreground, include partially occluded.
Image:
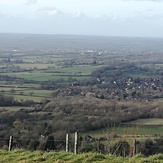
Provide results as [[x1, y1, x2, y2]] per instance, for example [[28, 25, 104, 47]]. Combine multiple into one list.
[[0, 150, 163, 163]]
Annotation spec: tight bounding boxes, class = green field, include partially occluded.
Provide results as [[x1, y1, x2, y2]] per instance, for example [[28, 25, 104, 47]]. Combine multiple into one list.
[[18, 56, 69, 63], [43, 65, 103, 75], [124, 118, 163, 126], [4, 71, 90, 81], [0, 87, 28, 92], [0, 83, 40, 88], [3, 72, 63, 81], [13, 95, 47, 102], [0, 106, 27, 111], [0, 85, 53, 102], [15, 63, 56, 69], [122, 71, 157, 79], [15, 89, 53, 97], [82, 126, 163, 138], [82, 118, 163, 137], [3, 65, 101, 81]]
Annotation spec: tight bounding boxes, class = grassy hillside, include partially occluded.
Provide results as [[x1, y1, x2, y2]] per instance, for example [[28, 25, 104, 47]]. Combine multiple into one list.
[[0, 150, 163, 163]]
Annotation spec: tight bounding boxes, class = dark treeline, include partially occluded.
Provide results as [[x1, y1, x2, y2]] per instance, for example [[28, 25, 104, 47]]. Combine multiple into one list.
[[0, 96, 162, 138]]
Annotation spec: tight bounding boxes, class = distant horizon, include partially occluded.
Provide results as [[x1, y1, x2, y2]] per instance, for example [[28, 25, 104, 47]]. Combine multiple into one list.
[[1, 32, 163, 40], [1, 31, 163, 52]]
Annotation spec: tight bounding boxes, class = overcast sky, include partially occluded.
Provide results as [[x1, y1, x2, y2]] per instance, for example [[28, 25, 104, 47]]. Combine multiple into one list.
[[0, 0, 163, 38]]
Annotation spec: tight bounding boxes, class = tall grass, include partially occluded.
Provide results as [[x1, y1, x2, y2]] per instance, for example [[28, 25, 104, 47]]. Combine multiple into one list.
[[0, 150, 163, 163]]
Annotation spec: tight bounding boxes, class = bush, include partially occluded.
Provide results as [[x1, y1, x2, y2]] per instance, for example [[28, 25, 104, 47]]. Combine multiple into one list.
[[80, 144, 94, 153], [109, 141, 130, 157]]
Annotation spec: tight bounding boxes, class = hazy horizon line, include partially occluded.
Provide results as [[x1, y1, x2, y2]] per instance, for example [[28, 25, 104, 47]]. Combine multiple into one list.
[[0, 32, 163, 40]]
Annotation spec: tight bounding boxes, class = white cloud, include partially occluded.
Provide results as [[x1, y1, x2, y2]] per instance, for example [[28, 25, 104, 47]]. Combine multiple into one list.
[[37, 7, 89, 20], [25, 0, 37, 5], [94, 15, 110, 20], [72, 12, 87, 19], [112, 14, 120, 21], [37, 7, 63, 16]]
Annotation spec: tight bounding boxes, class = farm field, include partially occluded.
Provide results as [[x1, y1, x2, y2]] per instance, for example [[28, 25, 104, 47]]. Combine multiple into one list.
[[13, 56, 70, 63], [82, 126, 163, 138], [15, 63, 56, 69], [0, 84, 53, 102], [82, 118, 163, 138], [0, 106, 28, 111], [2, 65, 100, 81], [0, 83, 40, 88], [4, 72, 90, 81], [124, 118, 163, 126], [0, 64, 102, 102], [13, 94, 46, 102]]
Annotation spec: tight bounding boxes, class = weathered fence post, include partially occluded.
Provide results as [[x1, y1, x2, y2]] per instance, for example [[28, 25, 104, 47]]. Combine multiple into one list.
[[66, 134, 69, 152], [74, 132, 79, 154], [8, 136, 13, 151], [133, 139, 136, 156]]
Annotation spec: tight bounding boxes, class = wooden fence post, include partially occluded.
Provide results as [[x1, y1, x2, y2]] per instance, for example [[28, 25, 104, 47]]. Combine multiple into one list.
[[66, 134, 69, 152], [8, 136, 13, 151], [74, 132, 79, 154], [133, 139, 136, 156]]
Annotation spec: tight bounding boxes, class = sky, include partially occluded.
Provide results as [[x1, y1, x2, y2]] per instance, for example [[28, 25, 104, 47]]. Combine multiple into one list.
[[0, 0, 163, 38]]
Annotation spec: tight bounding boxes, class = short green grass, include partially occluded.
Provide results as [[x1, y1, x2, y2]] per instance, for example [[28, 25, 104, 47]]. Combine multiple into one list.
[[0, 150, 162, 163]]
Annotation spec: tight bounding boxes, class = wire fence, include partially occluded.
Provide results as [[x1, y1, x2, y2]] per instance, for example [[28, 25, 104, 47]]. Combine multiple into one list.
[[0, 133, 163, 156]]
